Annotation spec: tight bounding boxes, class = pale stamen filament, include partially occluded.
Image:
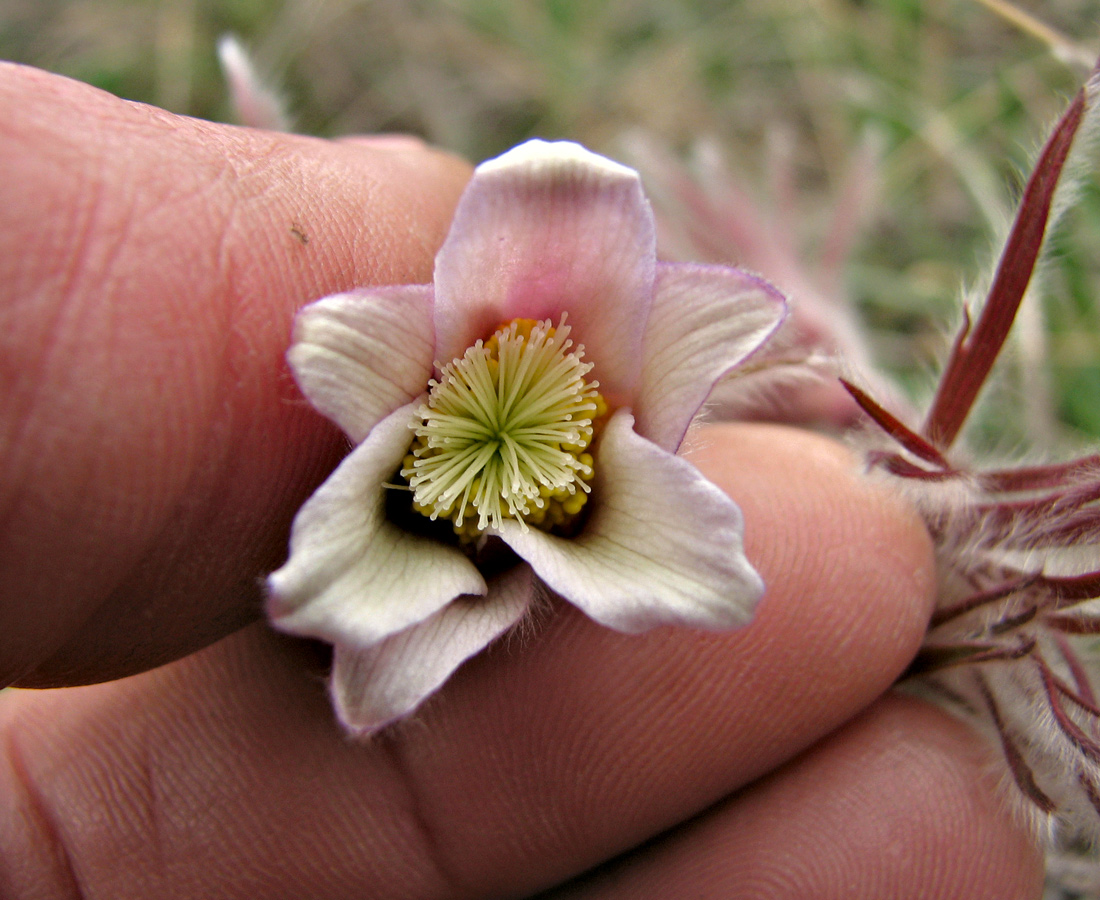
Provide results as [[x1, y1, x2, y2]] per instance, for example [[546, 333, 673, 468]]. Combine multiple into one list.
[[401, 315, 607, 538]]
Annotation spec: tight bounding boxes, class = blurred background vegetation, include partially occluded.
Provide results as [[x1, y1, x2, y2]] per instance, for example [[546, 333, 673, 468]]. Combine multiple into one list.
[[3, 0, 1100, 448]]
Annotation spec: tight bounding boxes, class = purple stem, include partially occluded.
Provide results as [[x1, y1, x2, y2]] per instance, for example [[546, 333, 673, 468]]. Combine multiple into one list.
[[923, 73, 1091, 448]]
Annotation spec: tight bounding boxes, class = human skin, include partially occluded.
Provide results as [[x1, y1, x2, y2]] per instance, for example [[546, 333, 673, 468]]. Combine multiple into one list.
[[0, 63, 1043, 898]]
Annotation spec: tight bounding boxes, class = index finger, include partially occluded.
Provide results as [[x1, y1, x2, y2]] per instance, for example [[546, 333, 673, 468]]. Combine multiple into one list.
[[0, 63, 472, 688]]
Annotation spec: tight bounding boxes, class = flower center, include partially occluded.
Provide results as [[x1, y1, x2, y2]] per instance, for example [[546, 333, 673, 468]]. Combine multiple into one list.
[[401, 316, 608, 538]]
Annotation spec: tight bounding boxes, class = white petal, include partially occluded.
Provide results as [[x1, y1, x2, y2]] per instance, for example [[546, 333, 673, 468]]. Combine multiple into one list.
[[497, 410, 762, 633], [267, 401, 487, 646], [432, 140, 655, 402], [288, 287, 435, 443], [331, 565, 534, 734], [635, 264, 787, 452]]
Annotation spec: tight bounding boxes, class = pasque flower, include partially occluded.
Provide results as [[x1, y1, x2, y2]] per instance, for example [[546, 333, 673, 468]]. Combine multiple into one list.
[[267, 140, 787, 733]]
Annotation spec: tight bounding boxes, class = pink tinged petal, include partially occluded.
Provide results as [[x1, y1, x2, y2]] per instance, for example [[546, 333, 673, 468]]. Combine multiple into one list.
[[635, 263, 788, 452], [497, 410, 763, 633], [288, 286, 435, 443], [216, 34, 291, 132], [433, 140, 656, 400], [266, 400, 487, 646], [330, 565, 534, 734]]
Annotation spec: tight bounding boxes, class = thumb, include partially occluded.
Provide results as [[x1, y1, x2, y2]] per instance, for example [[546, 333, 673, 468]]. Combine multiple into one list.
[[0, 63, 472, 688]]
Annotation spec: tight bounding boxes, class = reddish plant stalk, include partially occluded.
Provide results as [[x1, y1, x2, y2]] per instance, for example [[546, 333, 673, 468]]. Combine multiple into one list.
[[976, 672, 1056, 814], [922, 75, 1090, 449], [841, 379, 949, 466], [1053, 631, 1100, 708], [1038, 658, 1100, 763]]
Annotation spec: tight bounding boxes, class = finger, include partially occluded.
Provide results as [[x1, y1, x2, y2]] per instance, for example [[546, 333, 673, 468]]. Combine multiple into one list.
[[544, 693, 1044, 900], [2, 424, 940, 899], [0, 63, 472, 687]]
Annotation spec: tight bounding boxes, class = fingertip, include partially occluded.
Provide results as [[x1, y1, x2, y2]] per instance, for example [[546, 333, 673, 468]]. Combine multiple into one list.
[[0, 66, 474, 686], [684, 422, 937, 686], [554, 693, 1045, 900]]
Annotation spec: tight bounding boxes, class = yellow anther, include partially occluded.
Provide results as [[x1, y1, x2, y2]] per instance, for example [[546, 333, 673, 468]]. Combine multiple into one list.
[[560, 439, 588, 455]]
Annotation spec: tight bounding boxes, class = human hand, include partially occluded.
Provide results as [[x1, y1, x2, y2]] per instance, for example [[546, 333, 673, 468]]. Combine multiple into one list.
[[0, 64, 1042, 898]]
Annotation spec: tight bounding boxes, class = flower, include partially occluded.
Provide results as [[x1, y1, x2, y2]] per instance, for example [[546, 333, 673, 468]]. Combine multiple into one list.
[[266, 139, 787, 734]]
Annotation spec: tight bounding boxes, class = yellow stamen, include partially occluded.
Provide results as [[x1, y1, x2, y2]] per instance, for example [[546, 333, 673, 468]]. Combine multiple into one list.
[[401, 315, 607, 537]]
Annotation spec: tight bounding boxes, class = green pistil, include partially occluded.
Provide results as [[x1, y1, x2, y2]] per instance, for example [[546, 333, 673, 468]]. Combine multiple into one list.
[[401, 316, 608, 538]]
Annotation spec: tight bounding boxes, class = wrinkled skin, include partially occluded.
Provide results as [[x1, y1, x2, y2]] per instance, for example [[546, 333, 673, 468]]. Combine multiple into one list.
[[0, 63, 1043, 899]]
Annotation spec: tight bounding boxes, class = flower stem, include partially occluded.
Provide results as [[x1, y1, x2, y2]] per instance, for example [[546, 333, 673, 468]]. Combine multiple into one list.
[[922, 67, 1093, 449]]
